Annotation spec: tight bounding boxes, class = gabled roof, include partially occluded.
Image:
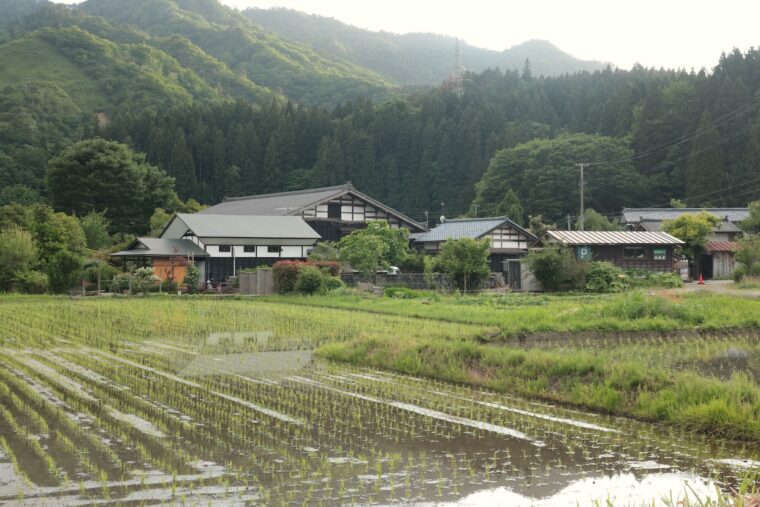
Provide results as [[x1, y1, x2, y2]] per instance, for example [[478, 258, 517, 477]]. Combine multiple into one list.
[[111, 238, 208, 258], [621, 207, 749, 224], [200, 183, 427, 232], [167, 214, 320, 240], [545, 230, 684, 245], [412, 216, 535, 243]]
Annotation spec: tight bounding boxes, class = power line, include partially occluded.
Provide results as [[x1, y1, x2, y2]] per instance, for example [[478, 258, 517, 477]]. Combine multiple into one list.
[[587, 95, 760, 168]]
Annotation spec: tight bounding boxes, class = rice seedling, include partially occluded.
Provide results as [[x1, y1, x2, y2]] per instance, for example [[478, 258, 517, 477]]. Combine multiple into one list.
[[0, 295, 757, 505]]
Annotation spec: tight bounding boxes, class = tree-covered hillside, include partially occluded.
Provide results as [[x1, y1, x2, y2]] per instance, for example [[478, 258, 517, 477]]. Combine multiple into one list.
[[94, 49, 760, 227], [80, 0, 396, 106], [1, 0, 759, 228], [245, 7, 608, 85]]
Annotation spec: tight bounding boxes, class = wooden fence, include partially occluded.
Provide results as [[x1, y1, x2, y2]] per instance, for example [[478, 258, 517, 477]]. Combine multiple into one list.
[[239, 270, 275, 295]]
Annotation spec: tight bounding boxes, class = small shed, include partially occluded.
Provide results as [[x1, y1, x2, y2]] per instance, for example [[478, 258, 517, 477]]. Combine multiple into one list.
[[705, 241, 742, 279], [111, 238, 208, 283], [541, 230, 684, 272]]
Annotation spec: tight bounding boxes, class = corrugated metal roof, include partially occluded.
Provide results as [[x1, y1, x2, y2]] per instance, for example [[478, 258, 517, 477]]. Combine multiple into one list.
[[546, 230, 684, 245], [200, 183, 426, 231], [706, 241, 742, 252], [111, 238, 208, 257], [620, 207, 749, 224], [175, 214, 321, 239], [412, 217, 535, 243]]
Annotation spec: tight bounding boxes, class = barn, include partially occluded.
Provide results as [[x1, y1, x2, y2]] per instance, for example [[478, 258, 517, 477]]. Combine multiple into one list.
[[541, 230, 684, 272]]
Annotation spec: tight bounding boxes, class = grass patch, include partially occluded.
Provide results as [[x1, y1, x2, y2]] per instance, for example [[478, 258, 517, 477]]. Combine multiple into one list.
[[265, 290, 760, 338], [317, 335, 760, 441]]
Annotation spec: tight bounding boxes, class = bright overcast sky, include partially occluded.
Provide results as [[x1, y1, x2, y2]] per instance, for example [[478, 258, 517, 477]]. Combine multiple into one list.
[[57, 0, 759, 70]]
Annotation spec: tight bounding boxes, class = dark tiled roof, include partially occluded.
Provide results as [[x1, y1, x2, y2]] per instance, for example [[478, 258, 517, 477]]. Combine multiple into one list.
[[200, 183, 426, 231], [413, 216, 535, 243], [202, 184, 349, 216]]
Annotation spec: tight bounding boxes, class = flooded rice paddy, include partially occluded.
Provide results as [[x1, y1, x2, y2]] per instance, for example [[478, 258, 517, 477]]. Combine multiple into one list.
[[0, 335, 758, 506]]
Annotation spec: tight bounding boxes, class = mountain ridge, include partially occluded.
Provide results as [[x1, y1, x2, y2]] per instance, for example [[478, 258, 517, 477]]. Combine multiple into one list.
[[243, 7, 610, 85]]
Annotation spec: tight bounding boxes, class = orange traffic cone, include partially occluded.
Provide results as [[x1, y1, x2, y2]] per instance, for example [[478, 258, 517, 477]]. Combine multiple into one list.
[[698, 273, 704, 285]]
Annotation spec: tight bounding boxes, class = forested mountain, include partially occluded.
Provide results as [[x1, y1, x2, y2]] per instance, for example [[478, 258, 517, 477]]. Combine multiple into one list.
[[1, 0, 760, 228], [244, 7, 609, 85], [79, 0, 395, 105], [98, 52, 760, 226]]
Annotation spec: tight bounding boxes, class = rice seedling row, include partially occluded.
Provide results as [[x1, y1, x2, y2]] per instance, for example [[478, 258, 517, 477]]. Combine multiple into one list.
[[0, 296, 757, 505]]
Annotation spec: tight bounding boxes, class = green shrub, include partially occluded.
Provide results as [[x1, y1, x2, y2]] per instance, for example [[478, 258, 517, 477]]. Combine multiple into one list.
[[184, 264, 201, 292], [626, 270, 683, 288], [526, 246, 587, 291], [734, 238, 760, 281], [148, 280, 178, 293], [294, 265, 343, 295], [15, 270, 48, 294], [585, 262, 628, 293], [110, 273, 130, 293], [47, 250, 83, 293], [397, 251, 425, 272], [733, 264, 747, 283], [84, 263, 119, 285], [273, 261, 341, 293]]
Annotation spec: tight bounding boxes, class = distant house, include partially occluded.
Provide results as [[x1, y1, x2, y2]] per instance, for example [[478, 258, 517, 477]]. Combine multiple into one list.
[[411, 216, 536, 287], [201, 183, 427, 241], [620, 207, 748, 278], [112, 214, 320, 285], [111, 237, 208, 284], [541, 230, 684, 273]]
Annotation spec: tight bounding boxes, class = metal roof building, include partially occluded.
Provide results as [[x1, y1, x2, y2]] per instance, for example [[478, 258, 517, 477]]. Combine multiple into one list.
[[412, 217, 535, 245], [161, 214, 321, 245], [545, 230, 683, 246], [542, 230, 684, 273]]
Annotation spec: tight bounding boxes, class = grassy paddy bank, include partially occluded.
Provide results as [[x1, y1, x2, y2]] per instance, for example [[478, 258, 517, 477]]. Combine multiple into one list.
[[265, 291, 760, 338], [296, 290, 760, 442]]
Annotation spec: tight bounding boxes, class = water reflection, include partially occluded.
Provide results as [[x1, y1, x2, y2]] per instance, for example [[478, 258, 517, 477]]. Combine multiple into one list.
[[434, 472, 717, 507]]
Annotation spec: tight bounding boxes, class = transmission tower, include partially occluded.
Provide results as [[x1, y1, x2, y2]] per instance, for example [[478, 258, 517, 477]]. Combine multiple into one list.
[[452, 38, 464, 97]]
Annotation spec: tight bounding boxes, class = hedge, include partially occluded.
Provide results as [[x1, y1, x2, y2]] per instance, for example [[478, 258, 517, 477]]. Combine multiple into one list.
[[272, 260, 340, 293]]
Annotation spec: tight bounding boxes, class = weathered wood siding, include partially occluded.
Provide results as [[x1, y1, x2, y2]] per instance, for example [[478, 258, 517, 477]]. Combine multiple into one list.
[[711, 251, 735, 279], [587, 245, 675, 272]]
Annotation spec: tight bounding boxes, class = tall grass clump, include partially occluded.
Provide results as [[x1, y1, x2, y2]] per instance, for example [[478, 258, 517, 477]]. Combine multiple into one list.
[[604, 292, 705, 324]]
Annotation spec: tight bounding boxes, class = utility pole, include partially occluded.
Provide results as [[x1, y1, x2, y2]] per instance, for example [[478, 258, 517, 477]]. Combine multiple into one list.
[[567, 214, 571, 231], [472, 203, 479, 217], [575, 163, 588, 231], [424, 211, 429, 229], [441, 202, 445, 219]]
